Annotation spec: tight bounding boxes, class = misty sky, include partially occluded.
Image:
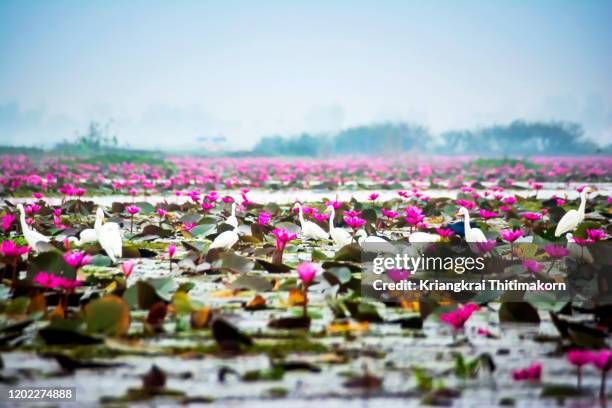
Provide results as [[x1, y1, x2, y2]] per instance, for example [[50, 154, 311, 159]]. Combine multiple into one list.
[[1, 0, 611, 149]]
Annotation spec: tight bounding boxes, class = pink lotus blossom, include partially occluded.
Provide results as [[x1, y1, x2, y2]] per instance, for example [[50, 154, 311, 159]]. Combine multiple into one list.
[[368, 193, 379, 201], [33, 272, 62, 289], [201, 202, 214, 211], [344, 216, 366, 229], [586, 229, 606, 242], [404, 206, 425, 226], [479, 209, 498, 220], [500, 229, 523, 243], [440, 303, 479, 331], [591, 350, 612, 371], [313, 212, 330, 222], [125, 205, 140, 215], [344, 210, 361, 217], [1, 214, 16, 231], [522, 212, 542, 221], [63, 251, 92, 269], [167, 244, 176, 258], [387, 268, 411, 282], [258, 211, 272, 225], [0, 240, 30, 258], [325, 200, 342, 210], [156, 208, 167, 217], [435, 227, 455, 238], [475, 239, 496, 254], [296, 262, 317, 285], [455, 199, 476, 210], [382, 209, 399, 219], [503, 196, 517, 205], [182, 222, 197, 232], [522, 259, 544, 273], [513, 363, 542, 381], [271, 228, 297, 251], [122, 260, 135, 278], [567, 350, 593, 367], [544, 244, 569, 259]]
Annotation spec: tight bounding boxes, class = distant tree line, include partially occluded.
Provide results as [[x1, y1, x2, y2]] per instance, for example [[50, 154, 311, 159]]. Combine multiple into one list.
[[252, 120, 610, 157]]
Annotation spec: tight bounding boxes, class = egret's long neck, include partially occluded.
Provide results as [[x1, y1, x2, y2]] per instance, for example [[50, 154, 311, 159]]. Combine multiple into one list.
[[578, 190, 588, 216], [231, 203, 236, 217], [297, 205, 305, 226], [328, 207, 335, 234], [463, 211, 471, 233], [18, 207, 29, 232], [94, 213, 103, 233]]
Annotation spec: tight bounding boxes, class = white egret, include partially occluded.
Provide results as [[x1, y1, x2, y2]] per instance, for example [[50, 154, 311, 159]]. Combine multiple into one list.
[[325, 206, 351, 248], [226, 202, 238, 229], [78, 209, 103, 245], [209, 227, 239, 250], [293, 203, 329, 240], [16, 204, 50, 249], [95, 207, 123, 263], [555, 187, 592, 237], [458, 207, 487, 243], [355, 230, 397, 253]]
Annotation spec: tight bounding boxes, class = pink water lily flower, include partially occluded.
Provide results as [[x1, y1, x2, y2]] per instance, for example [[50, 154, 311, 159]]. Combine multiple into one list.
[[586, 229, 606, 242], [258, 211, 272, 225], [63, 251, 92, 269], [182, 222, 197, 232], [1, 240, 30, 258], [271, 228, 297, 251], [387, 268, 411, 282], [344, 216, 366, 229], [296, 262, 317, 285], [567, 350, 594, 390], [125, 205, 140, 215], [1, 214, 16, 231], [513, 363, 542, 381], [522, 212, 542, 221], [440, 303, 479, 332], [33, 272, 62, 289], [475, 239, 496, 255], [368, 193, 379, 201], [381, 209, 399, 219], [500, 229, 523, 243], [479, 209, 498, 220], [522, 259, 544, 273], [544, 244, 569, 259], [435, 227, 455, 239], [122, 260, 135, 278]]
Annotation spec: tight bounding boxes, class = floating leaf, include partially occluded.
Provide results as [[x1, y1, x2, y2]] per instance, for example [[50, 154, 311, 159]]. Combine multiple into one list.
[[334, 244, 362, 262], [85, 295, 130, 337], [256, 259, 291, 273], [212, 318, 253, 350], [222, 253, 254, 273], [231, 275, 273, 292], [499, 302, 540, 324]]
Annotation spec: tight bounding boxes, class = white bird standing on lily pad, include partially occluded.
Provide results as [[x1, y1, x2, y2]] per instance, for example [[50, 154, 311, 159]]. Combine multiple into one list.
[[17, 203, 50, 250], [95, 207, 123, 263], [325, 205, 351, 248], [226, 202, 238, 229], [294, 203, 329, 240], [555, 186, 593, 237], [210, 226, 239, 250]]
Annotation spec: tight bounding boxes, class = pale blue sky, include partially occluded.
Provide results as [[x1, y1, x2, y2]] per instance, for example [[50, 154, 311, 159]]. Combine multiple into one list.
[[1, 0, 611, 149]]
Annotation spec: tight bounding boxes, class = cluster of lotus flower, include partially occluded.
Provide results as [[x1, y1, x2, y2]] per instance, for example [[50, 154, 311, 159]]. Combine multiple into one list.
[[1, 156, 611, 399], [1, 155, 610, 196]]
